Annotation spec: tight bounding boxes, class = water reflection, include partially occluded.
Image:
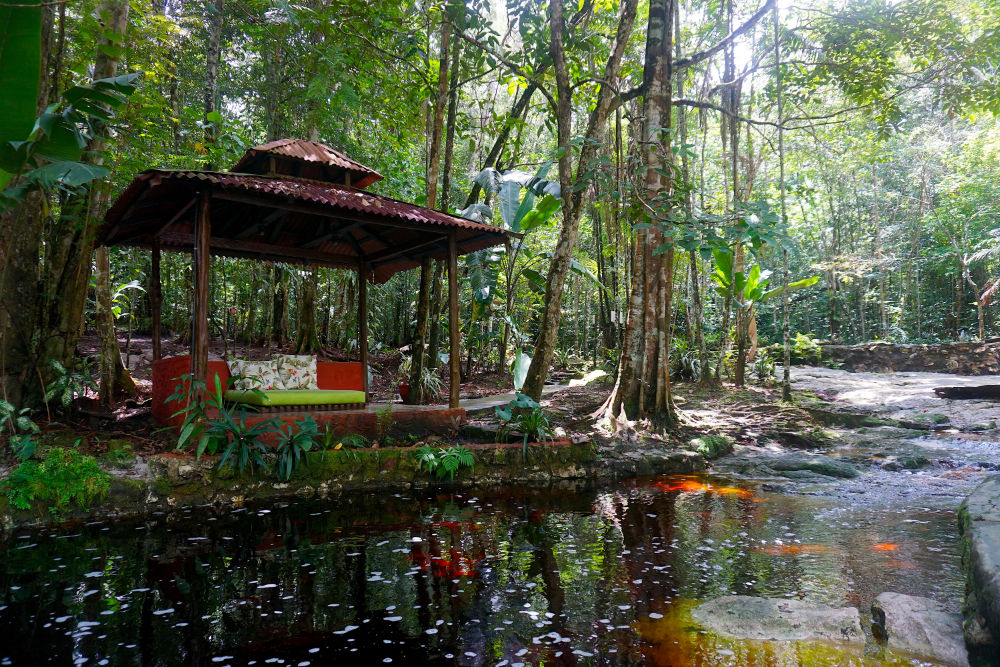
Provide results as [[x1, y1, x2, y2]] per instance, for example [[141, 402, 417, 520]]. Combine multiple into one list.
[[0, 476, 974, 665]]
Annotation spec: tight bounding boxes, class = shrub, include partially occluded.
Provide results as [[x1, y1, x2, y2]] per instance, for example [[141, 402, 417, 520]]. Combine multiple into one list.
[[274, 416, 317, 480], [44, 358, 97, 416], [169, 374, 277, 475], [752, 351, 776, 382], [0, 399, 40, 461], [791, 333, 824, 365], [496, 392, 553, 461], [4, 446, 111, 517]]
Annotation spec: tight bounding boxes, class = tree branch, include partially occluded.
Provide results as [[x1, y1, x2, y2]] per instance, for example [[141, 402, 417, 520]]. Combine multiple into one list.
[[674, 0, 776, 71], [454, 31, 557, 109]]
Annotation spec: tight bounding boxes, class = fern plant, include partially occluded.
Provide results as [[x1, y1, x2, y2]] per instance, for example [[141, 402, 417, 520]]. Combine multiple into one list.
[[3, 445, 111, 517], [415, 445, 475, 480]]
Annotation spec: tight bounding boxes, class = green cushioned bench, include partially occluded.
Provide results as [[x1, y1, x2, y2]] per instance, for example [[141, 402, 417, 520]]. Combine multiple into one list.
[[223, 389, 367, 411]]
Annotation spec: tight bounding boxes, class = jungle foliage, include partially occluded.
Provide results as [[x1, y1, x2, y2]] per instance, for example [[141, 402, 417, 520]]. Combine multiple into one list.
[[0, 0, 997, 422]]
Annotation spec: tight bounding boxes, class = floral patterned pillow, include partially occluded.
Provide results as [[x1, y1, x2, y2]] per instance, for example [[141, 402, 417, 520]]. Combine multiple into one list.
[[275, 354, 319, 390], [228, 359, 286, 391]]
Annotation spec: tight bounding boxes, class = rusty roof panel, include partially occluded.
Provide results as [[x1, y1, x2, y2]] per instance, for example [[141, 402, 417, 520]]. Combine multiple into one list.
[[100, 169, 512, 283], [154, 170, 497, 232], [231, 138, 382, 188]]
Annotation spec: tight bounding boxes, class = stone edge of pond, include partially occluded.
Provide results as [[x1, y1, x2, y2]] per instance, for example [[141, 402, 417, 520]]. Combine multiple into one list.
[[0, 438, 709, 532], [958, 474, 1000, 649]]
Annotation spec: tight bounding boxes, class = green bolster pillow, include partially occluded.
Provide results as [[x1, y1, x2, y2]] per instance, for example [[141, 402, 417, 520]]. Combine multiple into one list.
[[223, 389, 366, 406]]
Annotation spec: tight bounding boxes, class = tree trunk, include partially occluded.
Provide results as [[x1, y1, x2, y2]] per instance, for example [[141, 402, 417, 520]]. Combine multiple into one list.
[[408, 14, 451, 403], [521, 0, 639, 401], [272, 265, 288, 346], [203, 0, 224, 169], [428, 31, 463, 371], [37, 0, 130, 399], [772, 1, 792, 400], [602, 0, 676, 423], [293, 267, 320, 353], [95, 246, 138, 408]]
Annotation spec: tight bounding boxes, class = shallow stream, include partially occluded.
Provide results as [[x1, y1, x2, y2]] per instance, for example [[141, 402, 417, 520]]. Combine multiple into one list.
[[2, 420, 999, 666]]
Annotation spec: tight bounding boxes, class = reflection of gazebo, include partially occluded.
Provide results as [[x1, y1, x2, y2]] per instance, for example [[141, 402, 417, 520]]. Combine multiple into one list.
[[98, 138, 509, 428]]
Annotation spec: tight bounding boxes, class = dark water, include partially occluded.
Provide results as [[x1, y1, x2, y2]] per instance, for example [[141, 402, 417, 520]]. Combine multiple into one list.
[[0, 469, 984, 666]]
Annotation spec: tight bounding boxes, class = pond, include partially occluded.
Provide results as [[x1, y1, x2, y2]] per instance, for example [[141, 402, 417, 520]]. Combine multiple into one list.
[[1, 453, 991, 666]]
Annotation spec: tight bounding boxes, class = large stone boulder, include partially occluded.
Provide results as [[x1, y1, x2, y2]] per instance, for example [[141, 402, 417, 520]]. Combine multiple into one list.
[[691, 596, 863, 643], [871, 592, 969, 667]]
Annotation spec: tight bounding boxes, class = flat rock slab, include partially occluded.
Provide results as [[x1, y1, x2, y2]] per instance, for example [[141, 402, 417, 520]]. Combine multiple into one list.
[[872, 592, 969, 667], [691, 596, 863, 643], [713, 451, 859, 481]]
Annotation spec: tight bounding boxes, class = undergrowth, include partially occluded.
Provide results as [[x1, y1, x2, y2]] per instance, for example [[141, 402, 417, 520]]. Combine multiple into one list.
[[4, 447, 112, 517]]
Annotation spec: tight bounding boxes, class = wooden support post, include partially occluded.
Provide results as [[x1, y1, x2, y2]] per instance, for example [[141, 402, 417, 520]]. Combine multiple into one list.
[[448, 232, 460, 408], [151, 238, 162, 360], [359, 260, 369, 399], [192, 191, 211, 392]]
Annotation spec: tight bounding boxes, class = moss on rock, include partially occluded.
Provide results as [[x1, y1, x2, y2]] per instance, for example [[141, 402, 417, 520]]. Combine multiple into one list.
[[691, 435, 734, 459]]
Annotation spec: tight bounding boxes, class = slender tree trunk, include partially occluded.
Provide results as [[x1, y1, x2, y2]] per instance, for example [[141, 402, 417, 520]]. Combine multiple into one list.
[[522, 0, 639, 401], [293, 267, 320, 353], [271, 265, 288, 346], [773, 1, 792, 401], [203, 0, 224, 169], [428, 32, 463, 371], [873, 167, 887, 337], [95, 247, 138, 408]]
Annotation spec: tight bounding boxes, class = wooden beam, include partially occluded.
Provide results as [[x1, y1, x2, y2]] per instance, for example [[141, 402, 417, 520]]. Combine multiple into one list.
[[158, 232, 358, 266], [235, 208, 287, 240], [300, 220, 365, 249], [192, 191, 212, 394], [366, 234, 447, 266], [448, 231, 460, 408], [211, 190, 503, 238], [267, 214, 288, 243], [151, 238, 162, 361], [152, 198, 196, 240], [359, 260, 370, 399]]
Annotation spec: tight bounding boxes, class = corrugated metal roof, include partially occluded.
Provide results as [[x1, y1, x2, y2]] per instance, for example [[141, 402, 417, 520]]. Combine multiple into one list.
[[231, 138, 382, 189], [100, 169, 511, 283]]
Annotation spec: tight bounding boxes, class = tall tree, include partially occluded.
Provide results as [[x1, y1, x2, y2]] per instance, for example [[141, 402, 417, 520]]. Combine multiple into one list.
[[407, 11, 451, 404], [520, 0, 640, 401], [38, 0, 130, 397]]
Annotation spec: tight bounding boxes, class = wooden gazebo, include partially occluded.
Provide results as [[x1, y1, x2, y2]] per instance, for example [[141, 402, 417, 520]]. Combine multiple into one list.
[[99, 138, 509, 414]]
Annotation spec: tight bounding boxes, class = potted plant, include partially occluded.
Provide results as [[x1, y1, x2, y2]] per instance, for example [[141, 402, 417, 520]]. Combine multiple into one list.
[[397, 355, 412, 402]]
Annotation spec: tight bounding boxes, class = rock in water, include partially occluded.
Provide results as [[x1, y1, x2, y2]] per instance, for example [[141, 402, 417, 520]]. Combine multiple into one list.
[[871, 592, 969, 667], [691, 596, 863, 643]]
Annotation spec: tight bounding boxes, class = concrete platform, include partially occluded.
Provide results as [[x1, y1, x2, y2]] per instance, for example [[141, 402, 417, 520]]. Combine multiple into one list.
[[241, 402, 466, 440]]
